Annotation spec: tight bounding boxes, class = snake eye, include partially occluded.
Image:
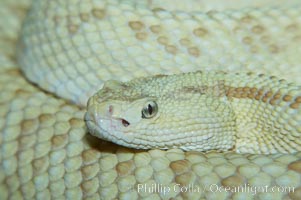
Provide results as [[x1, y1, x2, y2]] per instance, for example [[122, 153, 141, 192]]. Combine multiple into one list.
[[142, 101, 158, 119]]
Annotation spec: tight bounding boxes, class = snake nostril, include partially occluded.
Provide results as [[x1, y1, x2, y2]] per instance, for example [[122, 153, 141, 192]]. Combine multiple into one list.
[[108, 105, 113, 115]]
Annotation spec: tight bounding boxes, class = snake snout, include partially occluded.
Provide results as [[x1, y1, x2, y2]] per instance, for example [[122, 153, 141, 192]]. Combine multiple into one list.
[[85, 105, 98, 127], [98, 104, 131, 127], [86, 97, 131, 129]]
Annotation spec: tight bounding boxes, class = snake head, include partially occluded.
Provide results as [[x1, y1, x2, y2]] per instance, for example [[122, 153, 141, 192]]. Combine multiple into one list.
[[85, 72, 236, 151]]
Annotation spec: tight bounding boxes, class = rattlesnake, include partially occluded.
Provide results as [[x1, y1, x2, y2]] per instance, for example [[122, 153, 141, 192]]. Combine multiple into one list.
[[1, 0, 301, 199], [85, 71, 301, 154]]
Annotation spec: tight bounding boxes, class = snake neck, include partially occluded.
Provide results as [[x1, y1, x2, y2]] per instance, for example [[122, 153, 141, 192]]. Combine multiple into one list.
[[217, 73, 301, 154]]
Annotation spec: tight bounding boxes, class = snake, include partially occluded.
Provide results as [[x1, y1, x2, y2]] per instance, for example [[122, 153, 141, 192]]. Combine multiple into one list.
[[1, 0, 301, 199]]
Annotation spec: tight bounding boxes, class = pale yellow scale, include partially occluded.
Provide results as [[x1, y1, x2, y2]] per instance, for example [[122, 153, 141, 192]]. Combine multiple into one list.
[[0, 0, 301, 199]]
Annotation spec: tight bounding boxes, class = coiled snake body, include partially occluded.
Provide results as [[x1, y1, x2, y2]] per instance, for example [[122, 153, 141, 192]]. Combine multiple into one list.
[[1, 0, 301, 199]]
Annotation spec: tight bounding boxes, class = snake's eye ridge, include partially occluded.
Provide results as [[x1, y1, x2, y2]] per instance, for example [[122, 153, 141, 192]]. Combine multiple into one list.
[[142, 101, 158, 119]]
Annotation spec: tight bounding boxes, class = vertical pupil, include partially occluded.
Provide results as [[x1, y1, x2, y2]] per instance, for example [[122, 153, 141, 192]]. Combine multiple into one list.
[[148, 104, 153, 115]]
